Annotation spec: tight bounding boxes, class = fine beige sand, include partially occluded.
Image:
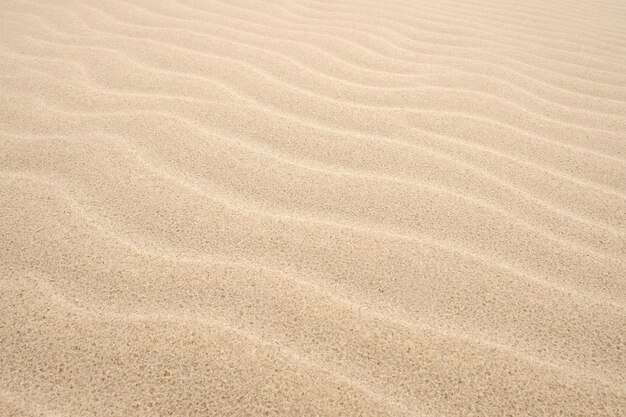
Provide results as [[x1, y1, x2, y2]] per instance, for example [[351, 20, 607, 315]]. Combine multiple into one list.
[[1, 0, 625, 415]]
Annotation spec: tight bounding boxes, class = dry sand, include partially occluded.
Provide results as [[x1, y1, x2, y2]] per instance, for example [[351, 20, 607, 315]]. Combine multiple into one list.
[[1, 0, 625, 415]]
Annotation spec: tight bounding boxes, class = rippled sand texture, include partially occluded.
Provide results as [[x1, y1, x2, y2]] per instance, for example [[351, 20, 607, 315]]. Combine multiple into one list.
[[1, 0, 625, 415]]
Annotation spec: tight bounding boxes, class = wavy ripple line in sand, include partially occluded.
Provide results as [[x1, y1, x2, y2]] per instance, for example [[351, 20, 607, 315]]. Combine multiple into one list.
[[2, 2, 625, 416], [6, 208, 624, 388], [9, 25, 626, 198], [4, 272, 419, 416], [147, 0, 626, 75], [21, 0, 626, 109], [55, 2, 626, 135], [6, 48, 626, 226], [135, 0, 626, 83], [358, 0, 626, 42], [297, 0, 626, 57], [9, 267, 625, 399], [4, 51, 624, 238], [175, 0, 626, 86], [17, 15, 626, 166], [178, 0, 626, 95], [78, 0, 626, 114], [3, 98, 622, 265], [12, 89, 626, 259], [2, 160, 622, 314], [239, 0, 626, 69], [155, 1, 626, 111], [24, 0, 624, 115]]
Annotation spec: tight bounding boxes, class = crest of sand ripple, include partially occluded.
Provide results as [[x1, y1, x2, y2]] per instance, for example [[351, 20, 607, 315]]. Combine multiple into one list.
[[1, 0, 625, 416]]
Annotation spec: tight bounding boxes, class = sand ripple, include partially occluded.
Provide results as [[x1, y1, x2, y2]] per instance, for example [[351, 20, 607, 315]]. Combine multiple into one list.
[[1, 0, 625, 416]]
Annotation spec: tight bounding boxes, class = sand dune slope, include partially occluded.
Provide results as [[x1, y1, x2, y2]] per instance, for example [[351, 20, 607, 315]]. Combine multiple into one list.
[[1, 0, 625, 416]]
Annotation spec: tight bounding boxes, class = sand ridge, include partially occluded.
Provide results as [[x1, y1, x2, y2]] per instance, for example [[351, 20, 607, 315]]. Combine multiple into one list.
[[0, 0, 625, 416]]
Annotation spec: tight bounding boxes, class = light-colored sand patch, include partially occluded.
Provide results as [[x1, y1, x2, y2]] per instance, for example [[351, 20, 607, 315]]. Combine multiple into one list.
[[1, 0, 625, 415]]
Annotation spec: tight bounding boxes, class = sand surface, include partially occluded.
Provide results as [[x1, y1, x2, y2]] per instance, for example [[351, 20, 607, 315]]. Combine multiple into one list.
[[1, 0, 625, 415]]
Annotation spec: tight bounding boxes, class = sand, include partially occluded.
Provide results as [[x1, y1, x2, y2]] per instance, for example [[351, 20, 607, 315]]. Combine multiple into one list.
[[0, 0, 625, 415]]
